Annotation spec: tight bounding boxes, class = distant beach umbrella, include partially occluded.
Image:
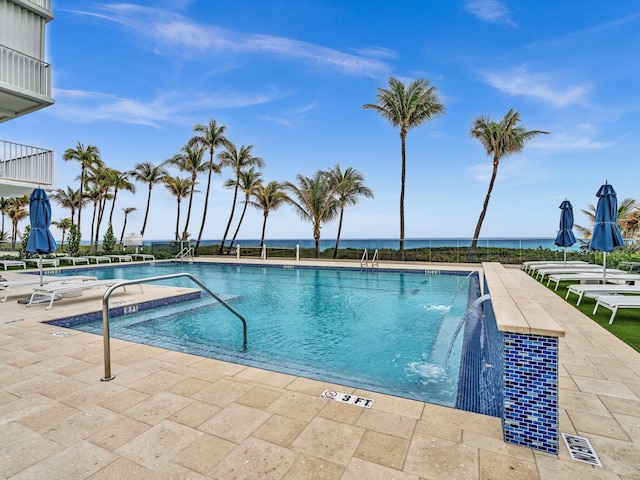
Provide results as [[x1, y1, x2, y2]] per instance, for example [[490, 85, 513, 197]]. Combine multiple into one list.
[[589, 182, 624, 282], [554, 200, 576, 266], [26, 188, 57, 286]]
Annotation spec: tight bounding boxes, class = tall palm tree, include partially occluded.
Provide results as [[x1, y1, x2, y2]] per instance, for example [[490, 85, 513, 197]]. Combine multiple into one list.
[[50, 186, 83, 226], [190, 119, 228, 252], [84, 185, 103, 252], [225, 167, 263, 253], [7, 195, 29, 250], [468, 109, 549, 261], [52, 218, 73, 247], [119, 207, 137, 245], [169, 144, 206, 241], [325, 164, 374, 258], [107, 169, 136, 226], [247, 181, 289, 247], [84, 166, 113, 251], [62, 142, 103, 235], [217, 143, 264, 253], [284, 171, 339, 258], [163, 175, 193, 241], [130, 161, 169, 238], [363, 77, 445, 259]]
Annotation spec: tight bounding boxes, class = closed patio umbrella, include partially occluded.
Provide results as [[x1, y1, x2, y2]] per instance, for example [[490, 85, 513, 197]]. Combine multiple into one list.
[[26, 188, 57, 286], [554, 199, 576, 266], [589, 183, 624, 283]]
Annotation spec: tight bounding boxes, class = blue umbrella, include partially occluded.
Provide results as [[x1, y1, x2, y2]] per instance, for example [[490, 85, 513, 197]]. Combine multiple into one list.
[[26, 188, 57, 285], [554, 199, 576, 266], [590, 182, 624, 282]]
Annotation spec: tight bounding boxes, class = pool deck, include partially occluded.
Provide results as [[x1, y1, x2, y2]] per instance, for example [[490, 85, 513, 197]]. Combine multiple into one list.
[[1, 258, 639, 479]]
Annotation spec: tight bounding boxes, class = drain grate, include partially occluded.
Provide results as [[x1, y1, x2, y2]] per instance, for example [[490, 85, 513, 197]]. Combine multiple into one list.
[[562, 433, 602, 467]]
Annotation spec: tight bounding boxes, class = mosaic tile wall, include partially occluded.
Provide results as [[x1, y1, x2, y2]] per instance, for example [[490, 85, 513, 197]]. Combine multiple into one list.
[[502, 332, 559, 454]]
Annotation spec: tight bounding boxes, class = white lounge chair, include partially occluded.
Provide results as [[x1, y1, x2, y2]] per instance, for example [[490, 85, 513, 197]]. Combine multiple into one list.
[[1, 260, 26, 270], [59, 256, 90, 265], [535, 266, 612, 281], [547, 272, 640, 290], [523, 261, 587, 273], [593, 295, 640, 324], [89, 256, 112, 263], [108, 255, 132, 262], [1, 275, 97, 302], [27, 279, 143, 310], [566, 284, 640, 305], [24, 258, 60, 267], [130, 253, 155, 261]]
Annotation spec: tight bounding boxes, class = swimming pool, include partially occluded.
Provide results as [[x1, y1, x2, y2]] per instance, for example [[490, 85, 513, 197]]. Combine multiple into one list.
[[51, 262, 477, 406]]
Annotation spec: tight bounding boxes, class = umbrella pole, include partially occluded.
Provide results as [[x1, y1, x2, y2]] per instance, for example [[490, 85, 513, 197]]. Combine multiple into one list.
[[603, 252, 607, 283], [39, 254, 44, 286], [563, 247, 567, 267]]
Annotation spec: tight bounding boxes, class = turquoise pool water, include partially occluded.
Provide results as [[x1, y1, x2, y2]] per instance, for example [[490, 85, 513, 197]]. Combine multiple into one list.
[[58, 263, 473, 406]]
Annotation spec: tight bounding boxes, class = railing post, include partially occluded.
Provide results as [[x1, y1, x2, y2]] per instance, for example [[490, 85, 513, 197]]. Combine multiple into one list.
[[296, 244, 300, 261], [236, 244, 241, 259], [261, 244, 266, 260]]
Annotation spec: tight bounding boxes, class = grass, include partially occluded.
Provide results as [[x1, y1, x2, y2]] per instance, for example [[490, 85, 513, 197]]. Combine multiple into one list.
[[541, 279, 640, 353]]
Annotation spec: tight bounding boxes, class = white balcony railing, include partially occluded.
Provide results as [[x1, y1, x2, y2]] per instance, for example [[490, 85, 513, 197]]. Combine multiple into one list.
[[0, 44, 51, 98], [0, 139, 53, 186], [25, 0, 52, 10]]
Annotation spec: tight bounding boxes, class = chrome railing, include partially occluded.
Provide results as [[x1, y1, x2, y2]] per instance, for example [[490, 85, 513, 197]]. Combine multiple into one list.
[[0, 139, 53, 186], [0, 45, 51, 98], [101, 273, 248, 381], [174, 246, 195, 262]]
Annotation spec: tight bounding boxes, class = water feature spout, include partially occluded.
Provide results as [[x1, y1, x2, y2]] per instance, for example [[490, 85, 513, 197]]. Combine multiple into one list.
[[444, 293, 491, 368]]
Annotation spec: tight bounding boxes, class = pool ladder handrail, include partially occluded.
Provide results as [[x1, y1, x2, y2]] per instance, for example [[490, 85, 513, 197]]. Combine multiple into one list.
[[360, 248, 379, 271], [101, 272, 248, 381], [175, 246, 194, 262]]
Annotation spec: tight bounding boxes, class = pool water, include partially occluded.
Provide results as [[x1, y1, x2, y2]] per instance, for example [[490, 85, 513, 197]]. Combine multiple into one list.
[[61, 263, 474, 406]]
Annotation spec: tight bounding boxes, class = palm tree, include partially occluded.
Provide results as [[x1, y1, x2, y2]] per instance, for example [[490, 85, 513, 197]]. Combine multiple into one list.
[[50, 186, 83, 226], [284, 171, 339, 258], [130, 161, 169, 238], [7, 195, 29, 250], [576, 197, 638, 244], [363, 77, 445, 259], [84, 166, 114, 251], [325, 164, 374, 258], [119, 207, 137, 245], [217, 143, 264, 254], [247, 181, 289, 247], [168, 144, 207, 241], [84, 185, 103, 252], [52, 218, 73, 246], [163, 176, 193, 241], [0, 197, 9, 239], [468, 109, 549, 261], [62, 142, 103, 235], [190, 119, 228, 253], [107, 169, 136, 226], [225, 167, 263, 253]]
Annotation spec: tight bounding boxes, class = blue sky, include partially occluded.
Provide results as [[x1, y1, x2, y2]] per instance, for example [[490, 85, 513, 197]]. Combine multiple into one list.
[[2, 0, 639, 241]]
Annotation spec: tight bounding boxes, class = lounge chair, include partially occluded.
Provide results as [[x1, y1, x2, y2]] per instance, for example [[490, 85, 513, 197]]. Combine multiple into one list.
[[618, 261, 640, 272], [593, 294, 640, 323], [27, 279, 143, 310], [108, 255, 132, 262], [130, 253, 155, 261], [566, 284, 640, 305], [547, 272, 640, 290], [1, 260, 26, 270], [59, 256, 90, 265], [89, 256, 112, 263], [522, 260, 587, 273], [1, 275, 97, 302], [534, 265, 611, 281], [25, 258, 60, 267]]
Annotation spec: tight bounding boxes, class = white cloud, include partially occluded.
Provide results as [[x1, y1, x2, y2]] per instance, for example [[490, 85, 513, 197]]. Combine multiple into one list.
[[464, 0, 515, 26], [68, 4, 391, 78], [532, 133, 614, 152], [481, 66, 590, 107], [52, 87, 285, 126]]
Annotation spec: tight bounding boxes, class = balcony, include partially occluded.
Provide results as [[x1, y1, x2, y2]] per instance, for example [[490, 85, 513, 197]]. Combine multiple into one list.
[[0, 44, 54, 122], [0, 139, 53, 197]]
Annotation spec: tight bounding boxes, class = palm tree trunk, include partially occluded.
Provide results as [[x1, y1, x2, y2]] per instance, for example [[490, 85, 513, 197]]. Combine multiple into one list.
[[227, 201, 249, 253], [219, 183, 240, 254], [181, 175, 196, 241], [333, 206, 345, 259], [467, 157, 499, 262], [175, 200, 182, 242], [108, 188, 118, 226], [141, 185, 152, 237], [90, 203, 97, 253], [120, 215, 128, 245], [78, 164, 85, 236], [260, 212, 268, 247], [399, 130, 407, 261], [314, 224, 321, 258], [195, 158, 215, 254]]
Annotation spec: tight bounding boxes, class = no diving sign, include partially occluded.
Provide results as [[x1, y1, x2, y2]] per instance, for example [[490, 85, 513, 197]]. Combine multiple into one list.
[[320, 390, 374, 408]]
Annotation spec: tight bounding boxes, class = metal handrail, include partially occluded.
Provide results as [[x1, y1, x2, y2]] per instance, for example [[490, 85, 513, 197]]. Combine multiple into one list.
[[174, 246, 194, 262], [360, 249, 369, 270], [371, 249, 379, 270], [101, 272, 248, 381]]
